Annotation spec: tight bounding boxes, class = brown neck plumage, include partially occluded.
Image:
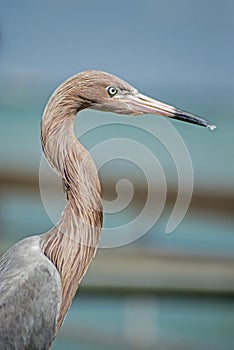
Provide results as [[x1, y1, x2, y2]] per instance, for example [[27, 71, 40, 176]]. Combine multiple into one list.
[[40, 77, 103, 333]]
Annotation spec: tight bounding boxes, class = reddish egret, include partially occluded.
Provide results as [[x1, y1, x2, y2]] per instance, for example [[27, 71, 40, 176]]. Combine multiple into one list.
[[0, 71, 216, 349]]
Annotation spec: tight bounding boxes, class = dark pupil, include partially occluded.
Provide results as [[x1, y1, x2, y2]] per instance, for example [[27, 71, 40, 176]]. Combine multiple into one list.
[[108, 87, 117, 96]]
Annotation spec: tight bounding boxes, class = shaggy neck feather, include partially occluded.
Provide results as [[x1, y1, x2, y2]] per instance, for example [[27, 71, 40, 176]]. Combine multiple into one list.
[[40, 79, 102, 333]]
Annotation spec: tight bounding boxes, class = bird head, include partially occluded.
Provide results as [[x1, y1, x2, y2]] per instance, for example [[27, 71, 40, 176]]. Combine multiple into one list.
[[74, 70, 216, 130]]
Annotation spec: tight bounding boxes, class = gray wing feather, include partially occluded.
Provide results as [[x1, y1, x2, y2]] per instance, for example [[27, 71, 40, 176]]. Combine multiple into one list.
[[0, 236, 62, 350]]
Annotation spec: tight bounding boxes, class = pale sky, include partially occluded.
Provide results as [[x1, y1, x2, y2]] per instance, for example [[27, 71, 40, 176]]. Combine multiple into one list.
[[1, 0, 234, 88]]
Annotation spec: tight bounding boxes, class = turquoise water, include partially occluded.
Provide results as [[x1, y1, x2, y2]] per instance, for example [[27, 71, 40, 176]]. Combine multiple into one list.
[[52, 295, 234, 350]]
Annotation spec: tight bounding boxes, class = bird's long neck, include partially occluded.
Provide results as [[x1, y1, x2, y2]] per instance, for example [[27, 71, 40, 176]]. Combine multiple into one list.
[[40, 80, 102, 333]]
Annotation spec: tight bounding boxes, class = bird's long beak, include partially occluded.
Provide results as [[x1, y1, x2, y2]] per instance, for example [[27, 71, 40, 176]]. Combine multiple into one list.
[[127, 93, 217, 130]]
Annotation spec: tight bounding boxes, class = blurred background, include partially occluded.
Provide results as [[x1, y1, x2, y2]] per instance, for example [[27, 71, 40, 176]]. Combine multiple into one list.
[[0, 0, 234, 349]]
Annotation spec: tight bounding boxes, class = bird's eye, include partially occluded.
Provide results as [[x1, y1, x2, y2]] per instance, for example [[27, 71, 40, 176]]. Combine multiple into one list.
[[107, 86, 118, 97]]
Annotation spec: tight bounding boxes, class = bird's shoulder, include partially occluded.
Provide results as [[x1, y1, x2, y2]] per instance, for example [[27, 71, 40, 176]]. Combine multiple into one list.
[[0, 235, 62, 350]]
